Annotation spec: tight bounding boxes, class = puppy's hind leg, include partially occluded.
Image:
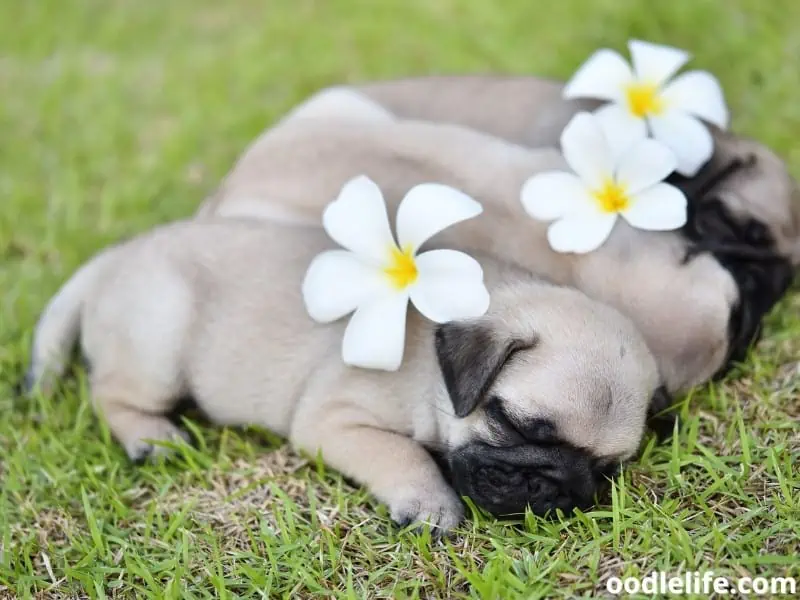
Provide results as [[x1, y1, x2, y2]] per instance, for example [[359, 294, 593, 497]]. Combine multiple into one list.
[[90, 375, 191, 462], [82, 270, 194, 462]]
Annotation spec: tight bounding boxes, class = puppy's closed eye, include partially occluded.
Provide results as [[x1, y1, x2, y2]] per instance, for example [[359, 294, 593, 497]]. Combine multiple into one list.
[[484, 397, 560, 446], [667, 155, 756, 201], [484, 397, 525, 444]]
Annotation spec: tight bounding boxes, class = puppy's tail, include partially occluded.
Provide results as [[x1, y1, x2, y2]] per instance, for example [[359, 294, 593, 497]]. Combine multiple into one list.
[[24, 248, 118, 394]]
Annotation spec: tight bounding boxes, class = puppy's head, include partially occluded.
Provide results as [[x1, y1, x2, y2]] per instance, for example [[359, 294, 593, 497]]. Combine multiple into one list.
[[433, 281, 664, 518], [668, 131, 798, 372], [573, 132, 797, 393]]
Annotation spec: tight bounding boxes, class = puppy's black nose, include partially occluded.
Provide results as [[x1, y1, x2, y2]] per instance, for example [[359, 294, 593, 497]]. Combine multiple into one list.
[[449, 442, 600, 518]]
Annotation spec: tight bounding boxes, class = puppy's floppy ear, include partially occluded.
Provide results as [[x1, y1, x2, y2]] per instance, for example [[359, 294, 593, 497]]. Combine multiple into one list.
[[647, 385, 676, 441], [435, 321, 531, 418]]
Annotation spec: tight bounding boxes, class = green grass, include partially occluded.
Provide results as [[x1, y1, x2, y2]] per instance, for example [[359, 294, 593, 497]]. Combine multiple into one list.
[[1, 0, 799, 597]]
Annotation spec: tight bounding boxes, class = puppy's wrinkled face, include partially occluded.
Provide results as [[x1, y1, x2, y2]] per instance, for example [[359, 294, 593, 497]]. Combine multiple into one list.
[[668, 133, 798, 373], [673, 132, 800, 263], [434, 283, 664, 518]]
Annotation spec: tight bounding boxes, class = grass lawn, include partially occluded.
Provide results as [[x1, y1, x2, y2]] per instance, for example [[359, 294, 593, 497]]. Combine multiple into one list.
[[1, 0, 798, 597]]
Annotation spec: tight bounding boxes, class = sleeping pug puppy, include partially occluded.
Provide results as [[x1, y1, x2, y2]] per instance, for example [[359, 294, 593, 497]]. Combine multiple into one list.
[[201, 79, 798, 392], [339, 76, 800, 369], [25, 218, 661, 528]]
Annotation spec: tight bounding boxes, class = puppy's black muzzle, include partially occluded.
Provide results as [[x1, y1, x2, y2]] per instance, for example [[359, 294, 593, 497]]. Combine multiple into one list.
[[449, 441, 615, 518], [668, 161, 795, 375]]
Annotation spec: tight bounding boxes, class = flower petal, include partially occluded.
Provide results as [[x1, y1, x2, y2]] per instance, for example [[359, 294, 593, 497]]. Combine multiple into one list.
[[614, 138, 678, 194], [410, 250, 490, 323], [414, 248, 485, 280], [648, 111, 714, 177], [563, 49, 634, 101], [661, 70, 729, 129], [342, 291, 410, 371], [628, 39, 690, 86], [622, 183, 688, 230], [560, 112, 614, 189], [410, 278, 491, 324], [302, 250, 387, 323], [594, 103, 649, 161], [322, 175, 396, 264], [520, 172, 591, 221], [547, 214, 618, 254], [396, 183, 483, 251]]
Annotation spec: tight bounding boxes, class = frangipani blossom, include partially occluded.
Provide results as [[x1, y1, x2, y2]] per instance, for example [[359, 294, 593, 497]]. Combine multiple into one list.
[[521, 112, 688, 254], [303, 176, 490, 371], [564, 39, 729, 176]]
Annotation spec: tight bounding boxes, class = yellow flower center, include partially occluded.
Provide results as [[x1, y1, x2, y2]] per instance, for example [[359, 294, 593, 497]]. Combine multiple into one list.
[[384, 244, 418, 289], [625, 82, 664, 118], [593, 180, 630, 213]]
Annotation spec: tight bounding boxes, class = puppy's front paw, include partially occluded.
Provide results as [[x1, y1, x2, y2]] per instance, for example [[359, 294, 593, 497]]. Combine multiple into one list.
[[389, 484, 464, 533]]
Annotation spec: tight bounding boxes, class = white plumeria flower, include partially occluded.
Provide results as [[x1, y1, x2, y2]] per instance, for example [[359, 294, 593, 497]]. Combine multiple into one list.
[[521, 112, 688, 254], [564, 39, 729, 177], [302, 175, 490, 371]]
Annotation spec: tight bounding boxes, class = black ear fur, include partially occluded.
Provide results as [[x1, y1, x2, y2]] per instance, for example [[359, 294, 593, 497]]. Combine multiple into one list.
[[434, 322, 532, 418], [647, 385, 676, 441]]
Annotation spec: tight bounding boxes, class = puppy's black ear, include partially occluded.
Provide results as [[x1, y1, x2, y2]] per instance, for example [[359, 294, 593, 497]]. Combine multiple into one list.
[[435, 322, 530, 418], [647, 385, 676, 441]]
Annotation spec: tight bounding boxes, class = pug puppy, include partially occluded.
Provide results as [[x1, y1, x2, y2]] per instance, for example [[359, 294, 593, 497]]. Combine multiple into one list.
[[200, 78, 798, 393], [25, 218, 662, 528]]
